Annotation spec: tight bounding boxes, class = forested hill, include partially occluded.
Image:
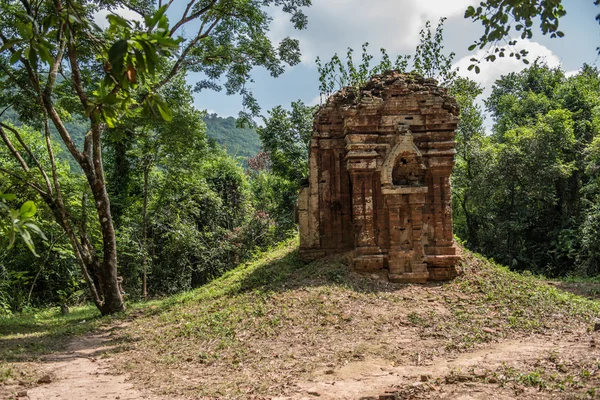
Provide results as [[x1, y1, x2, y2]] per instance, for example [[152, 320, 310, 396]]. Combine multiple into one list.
[[203, 113, 261, 159]]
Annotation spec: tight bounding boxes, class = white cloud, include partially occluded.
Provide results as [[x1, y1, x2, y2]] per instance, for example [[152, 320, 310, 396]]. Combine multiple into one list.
[[565, 69, 581, 78], [93, 7, 143, 29], [453, 40, 561, 92], [269, 0, 478, 65]]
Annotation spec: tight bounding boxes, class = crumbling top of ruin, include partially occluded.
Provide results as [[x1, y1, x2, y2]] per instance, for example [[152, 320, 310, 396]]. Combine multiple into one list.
[[298, 71, 461, 283]]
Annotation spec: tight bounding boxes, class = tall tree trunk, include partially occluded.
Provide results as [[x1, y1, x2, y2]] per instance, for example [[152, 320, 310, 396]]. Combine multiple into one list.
[[142, 165, 149, 300], [85, 125, 124, 315]]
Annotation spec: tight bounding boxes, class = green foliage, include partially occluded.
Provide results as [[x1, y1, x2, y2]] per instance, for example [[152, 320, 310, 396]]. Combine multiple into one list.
[[413, 18, 456, 85], [453, 62, 600, 277], [464, 0, 600, 70], [316, 43, 411, 99], [257, 100, 314, 183], [252, 100, 315, 237], [139, 148, 274, 295], [0, 125, 91, 313], [0, 0, 312, 315], [250, 170, 298, 236], [0, 194, 46, 255]]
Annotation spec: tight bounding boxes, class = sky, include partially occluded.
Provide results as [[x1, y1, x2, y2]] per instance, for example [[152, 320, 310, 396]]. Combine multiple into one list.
[[96, 0, 600, 123]]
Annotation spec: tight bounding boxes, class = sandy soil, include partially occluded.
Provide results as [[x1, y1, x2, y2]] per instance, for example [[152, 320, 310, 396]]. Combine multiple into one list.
[[5, 322, 597, 400], [286, 332, 597, 399], [5, 326, 170, 400]]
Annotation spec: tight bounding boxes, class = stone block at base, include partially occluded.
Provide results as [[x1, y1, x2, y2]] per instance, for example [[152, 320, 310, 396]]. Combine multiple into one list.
[[427, 266, 458, 281], [388, 272, 429, 284], [353, 255, 385, 272], [298, 249, 328, 261]]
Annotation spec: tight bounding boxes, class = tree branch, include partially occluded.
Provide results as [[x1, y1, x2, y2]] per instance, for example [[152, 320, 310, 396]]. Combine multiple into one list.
[[45, 34, 67, 97], [0, 166, 48, 197], [169, 0, 214, 36], [157, 16, 221, 91], [0, 122, 53, 195], [0, 124, 30, 172]]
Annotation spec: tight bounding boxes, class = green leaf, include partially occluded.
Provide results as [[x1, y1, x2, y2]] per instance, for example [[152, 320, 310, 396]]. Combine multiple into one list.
[[145, 5, 168, 30], [36, 42, 54, 65], [25, 223, 48, 241], [8, 227, 15, 248], [102, 93, 119, 105], [139, 40, 157, 75], [108, 39, 128, 76], [19, 201, 36, 219], [9, 49, 22, 64], [26, 46, 38, 70], [42, 14, 58, 34], [156, 101, 172, 122], [107, 14, 131, 29], [102, 107, 118, 128], [1, 39, 21, 51], [0, 193, 17, 201], [15, 22, 33, 40], [67, 14, 82, 25], [133, 48, 147, 74]]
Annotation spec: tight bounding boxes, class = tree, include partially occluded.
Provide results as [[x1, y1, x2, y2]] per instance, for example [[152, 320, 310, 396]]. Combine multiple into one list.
[[0, 0, 310, 315], [103, 74, 209, 299], [465, 0, 600, 69], [254, 100, 314, 234], [257, 100, 314, 184], [449, 77, 488, 247], [452, 62, 600, 276]]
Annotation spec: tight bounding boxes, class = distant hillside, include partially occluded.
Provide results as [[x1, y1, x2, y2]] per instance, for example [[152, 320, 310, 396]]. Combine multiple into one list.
[[204, 114, 261, 160]]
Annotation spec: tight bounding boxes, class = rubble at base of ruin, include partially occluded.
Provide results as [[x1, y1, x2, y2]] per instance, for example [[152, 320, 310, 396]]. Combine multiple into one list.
[[297, 71, 461, 283]]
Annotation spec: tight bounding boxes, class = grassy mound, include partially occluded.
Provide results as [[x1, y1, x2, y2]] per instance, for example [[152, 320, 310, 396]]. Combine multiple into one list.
[[108, 240, 600, 397], [2, 238, 599, 398]]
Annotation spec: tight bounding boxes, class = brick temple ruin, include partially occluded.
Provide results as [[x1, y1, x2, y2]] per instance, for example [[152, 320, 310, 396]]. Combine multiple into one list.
[[298, 72, 460, 283]]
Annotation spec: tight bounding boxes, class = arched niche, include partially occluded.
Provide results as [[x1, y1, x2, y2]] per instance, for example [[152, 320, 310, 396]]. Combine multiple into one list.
[[381, 125, 427, 193]]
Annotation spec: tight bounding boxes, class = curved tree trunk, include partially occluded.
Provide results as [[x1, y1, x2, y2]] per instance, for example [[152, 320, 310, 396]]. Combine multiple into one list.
[[83, 124, 125, 315]]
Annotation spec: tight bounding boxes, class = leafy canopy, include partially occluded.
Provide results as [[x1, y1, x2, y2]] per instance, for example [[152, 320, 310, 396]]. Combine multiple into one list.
[[465, 0, 600, 70]]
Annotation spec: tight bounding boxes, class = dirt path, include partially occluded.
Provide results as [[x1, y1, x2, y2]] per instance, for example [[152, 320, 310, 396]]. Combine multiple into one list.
[[18, 328, 169, 400], [11, 328, 596, 400], [280, 331, 598, 399]]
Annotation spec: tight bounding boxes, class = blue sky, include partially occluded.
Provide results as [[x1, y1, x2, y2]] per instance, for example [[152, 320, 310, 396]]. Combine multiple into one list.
[[97, 0, 600, 122]]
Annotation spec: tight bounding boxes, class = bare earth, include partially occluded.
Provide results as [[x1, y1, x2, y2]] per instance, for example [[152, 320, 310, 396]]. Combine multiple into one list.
[[5, 327, 598, 400], [5, 306, 600, 400], [10, 326, 166, 400]]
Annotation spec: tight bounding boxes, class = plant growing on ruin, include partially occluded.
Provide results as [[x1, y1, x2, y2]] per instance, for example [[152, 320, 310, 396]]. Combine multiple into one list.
[[316, 18, 456, 102], [316, 43, 410, 100]]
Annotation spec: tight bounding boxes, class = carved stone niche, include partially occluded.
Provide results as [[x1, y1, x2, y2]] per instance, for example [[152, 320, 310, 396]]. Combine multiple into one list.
[[297, 71, 461, 283]]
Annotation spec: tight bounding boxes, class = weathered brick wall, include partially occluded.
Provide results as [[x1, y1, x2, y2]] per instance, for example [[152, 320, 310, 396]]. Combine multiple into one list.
[[298, 72, 460, 282]]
